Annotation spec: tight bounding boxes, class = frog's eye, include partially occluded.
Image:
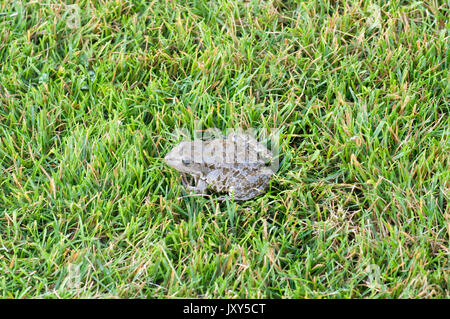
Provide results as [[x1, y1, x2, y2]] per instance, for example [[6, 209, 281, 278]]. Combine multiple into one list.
[[182, 158, 191, 165]]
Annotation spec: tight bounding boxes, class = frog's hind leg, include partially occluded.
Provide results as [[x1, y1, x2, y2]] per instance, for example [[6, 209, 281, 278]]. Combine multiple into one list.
[[214, 191, 257, 202], [228, 185, 264, 201]]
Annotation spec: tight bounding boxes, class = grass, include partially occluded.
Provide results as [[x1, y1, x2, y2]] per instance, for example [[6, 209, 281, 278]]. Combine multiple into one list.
[[0, 0, 448, 298]]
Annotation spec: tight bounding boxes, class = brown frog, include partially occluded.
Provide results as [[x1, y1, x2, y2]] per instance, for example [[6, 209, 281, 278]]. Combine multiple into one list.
[[164, 133, 274, 200]]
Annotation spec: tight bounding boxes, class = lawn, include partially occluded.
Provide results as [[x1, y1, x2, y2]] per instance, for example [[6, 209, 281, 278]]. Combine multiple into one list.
[[0, 0, 448, 298]]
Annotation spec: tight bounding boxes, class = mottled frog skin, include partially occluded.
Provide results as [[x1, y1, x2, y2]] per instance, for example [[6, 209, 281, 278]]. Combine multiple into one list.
[[164, 133, 274, 200]]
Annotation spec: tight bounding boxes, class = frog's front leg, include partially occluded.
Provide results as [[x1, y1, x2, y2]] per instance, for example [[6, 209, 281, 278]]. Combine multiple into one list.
[[180, 173, 191, 187], [184, 174, 208, 195]]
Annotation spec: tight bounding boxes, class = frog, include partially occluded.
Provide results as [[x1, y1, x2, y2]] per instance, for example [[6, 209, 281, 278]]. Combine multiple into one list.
[[164, 133, 274, 200]]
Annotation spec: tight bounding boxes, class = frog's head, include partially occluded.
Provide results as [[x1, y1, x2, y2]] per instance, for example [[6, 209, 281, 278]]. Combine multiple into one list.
[[164, 140, 204, 175]]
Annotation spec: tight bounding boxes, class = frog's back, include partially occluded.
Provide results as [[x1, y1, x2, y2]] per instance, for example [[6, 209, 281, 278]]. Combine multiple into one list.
[[205, 163, 273, 199]]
